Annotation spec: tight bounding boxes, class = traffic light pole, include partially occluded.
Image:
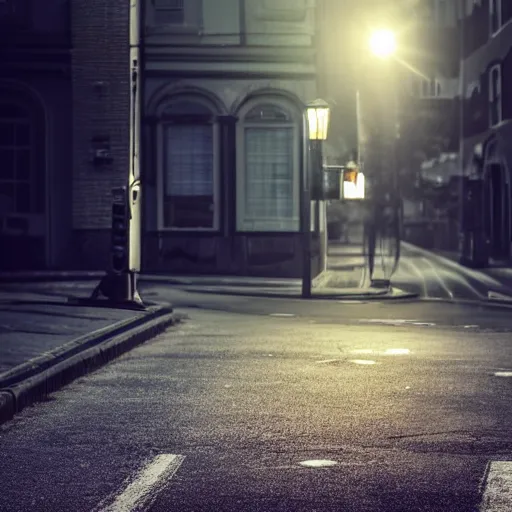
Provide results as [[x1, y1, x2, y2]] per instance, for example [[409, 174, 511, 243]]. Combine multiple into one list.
[[86, 0, 144, 309]]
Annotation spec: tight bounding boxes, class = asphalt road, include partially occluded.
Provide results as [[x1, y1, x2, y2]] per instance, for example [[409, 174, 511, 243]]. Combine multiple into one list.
[[393, 245, 508, 302], [2, 298, 512, 511]]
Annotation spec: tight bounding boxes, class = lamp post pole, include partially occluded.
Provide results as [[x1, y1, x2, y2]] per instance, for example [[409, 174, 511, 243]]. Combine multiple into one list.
[[301, 114, 312, 299], [301, 99, 330, 299]]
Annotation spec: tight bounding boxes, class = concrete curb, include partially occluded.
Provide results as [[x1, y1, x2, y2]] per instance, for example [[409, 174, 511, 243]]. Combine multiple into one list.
[[421, 296, 512, 311], [180, 285, 418, 301], [0, 271, 299, 288], [0, 271, 105, 283], [312, 270, 332, 289], [0, 304, 178, 425]]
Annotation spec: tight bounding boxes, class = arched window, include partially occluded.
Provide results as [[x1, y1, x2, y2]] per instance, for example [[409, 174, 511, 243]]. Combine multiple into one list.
[[236, 100, 300, 231], [157, 97, 219, 230], [0, 103, 35, 215]]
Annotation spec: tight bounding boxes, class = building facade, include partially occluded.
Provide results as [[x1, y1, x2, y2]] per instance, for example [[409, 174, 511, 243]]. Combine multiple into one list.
[[459, 0, 512, 265], [70, 0, 131, 271], [140, 0, 324, 277], [0, 0, 72, 270]]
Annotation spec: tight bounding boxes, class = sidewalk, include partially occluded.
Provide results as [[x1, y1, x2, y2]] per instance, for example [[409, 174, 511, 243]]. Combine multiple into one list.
[[0, 290, 139, 375], [0, 236, 416, 301], [0, 287, 175, 424]]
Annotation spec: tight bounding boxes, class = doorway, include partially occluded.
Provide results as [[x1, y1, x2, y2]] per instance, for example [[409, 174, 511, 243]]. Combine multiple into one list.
[[0, 85, 47, 270], [484, 163, 510, 261]]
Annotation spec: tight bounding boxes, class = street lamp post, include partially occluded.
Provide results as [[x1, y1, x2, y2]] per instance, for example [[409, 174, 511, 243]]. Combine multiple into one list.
[[301, 99, 330, 299], [361, 29, 402, 287]]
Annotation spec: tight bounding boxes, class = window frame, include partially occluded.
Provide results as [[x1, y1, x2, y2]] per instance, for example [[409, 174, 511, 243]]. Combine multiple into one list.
[[489, 63, 502, 127], [489, 0, 502, 35], [236, 98, 301, 233], [153, 0, 184, 25], [156, 96, 220, 232], [0, 102, 36, 217], [147, 0, 201, 32]]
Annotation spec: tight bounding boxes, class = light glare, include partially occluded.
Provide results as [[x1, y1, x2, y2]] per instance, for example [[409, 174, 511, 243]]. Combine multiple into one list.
[[369, 29, 397, 58]]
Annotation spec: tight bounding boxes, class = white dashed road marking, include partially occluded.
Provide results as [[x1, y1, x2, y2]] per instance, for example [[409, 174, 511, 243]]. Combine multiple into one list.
[[299, 460, 338, 468], [480, 461, 512, 511], [99, 454, 185, 512]]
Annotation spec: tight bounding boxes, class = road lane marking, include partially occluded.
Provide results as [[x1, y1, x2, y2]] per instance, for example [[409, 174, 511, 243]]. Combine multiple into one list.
[[349, 359, 378, 365], [421, 257, 454, 299], [494, 372, 512, 377], [299, 460, 338, 468], [449, 271, 486, 300], [480, 461, 512, 511], [100, 454, 185, 512], [269, 313, 295, 317], [400, 258, 429, 298]]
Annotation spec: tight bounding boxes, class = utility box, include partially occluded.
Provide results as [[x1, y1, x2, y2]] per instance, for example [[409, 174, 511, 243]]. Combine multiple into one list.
[[111, 185, 141, 274], [111, 187, 129, 274], [322, 165, 365, 201], [129, 183, 141, 272], [322, 167, 343, 200]]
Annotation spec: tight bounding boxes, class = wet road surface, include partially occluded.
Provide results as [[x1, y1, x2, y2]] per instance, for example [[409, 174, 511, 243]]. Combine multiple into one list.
[[1, 304, 512, 511]]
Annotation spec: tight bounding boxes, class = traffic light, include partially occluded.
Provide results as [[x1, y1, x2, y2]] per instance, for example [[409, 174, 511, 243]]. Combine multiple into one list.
[[323, 167, 343, 200], [111, 187, 129, 273], [344, 169, 358, 184]]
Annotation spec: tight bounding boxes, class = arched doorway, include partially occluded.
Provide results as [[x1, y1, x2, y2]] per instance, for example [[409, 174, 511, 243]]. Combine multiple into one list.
[[483, 139, 510, 262], [0, 84, 46, 270]]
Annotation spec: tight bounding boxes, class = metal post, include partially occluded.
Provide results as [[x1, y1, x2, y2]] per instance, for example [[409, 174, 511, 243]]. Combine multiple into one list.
[[458, 0, 465, 260], [128, 0, 143, 305], [301, 114, 312, 299]]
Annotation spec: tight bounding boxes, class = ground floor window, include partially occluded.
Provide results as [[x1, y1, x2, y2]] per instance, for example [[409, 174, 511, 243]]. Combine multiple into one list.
[[160, 99, 218, 230], [237, 101, 299, 232], [0, 103, 34, 215]]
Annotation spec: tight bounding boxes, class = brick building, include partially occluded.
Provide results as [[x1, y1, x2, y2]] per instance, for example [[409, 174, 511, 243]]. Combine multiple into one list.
[[2, 0, 328, 277], [70, 0, 131, 270], [0, 0, 72, 270], [0, 0, 131, 272]]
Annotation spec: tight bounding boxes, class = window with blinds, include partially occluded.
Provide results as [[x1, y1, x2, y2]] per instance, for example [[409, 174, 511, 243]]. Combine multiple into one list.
[[239, 103, 298, 231], [163, 123, 214, 228], [153, 0, 184, 24]]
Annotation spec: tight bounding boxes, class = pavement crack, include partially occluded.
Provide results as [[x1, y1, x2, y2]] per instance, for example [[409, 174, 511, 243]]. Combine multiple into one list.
[[388, 429, 471, 440]]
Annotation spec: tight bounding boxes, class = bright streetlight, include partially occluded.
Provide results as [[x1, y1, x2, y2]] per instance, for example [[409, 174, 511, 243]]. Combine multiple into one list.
[[301, 99, 331, 299], [369, 29, 397, 58], [306, 99, 330, 141]]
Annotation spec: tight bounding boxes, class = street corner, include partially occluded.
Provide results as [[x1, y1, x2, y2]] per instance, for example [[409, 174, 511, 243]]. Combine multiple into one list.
[[312, 285, 419, 301], [0, 303, 180, 426], [384, 287, 420, 300]]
